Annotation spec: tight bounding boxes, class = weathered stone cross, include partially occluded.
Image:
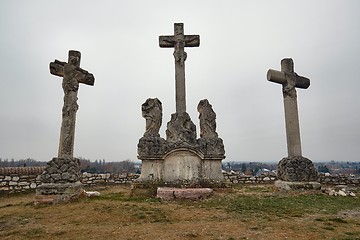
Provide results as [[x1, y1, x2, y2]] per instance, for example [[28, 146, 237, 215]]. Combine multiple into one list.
[[50, 50, 95, 159], [159, 23, 200, 113], [267, 58, 310, 157]]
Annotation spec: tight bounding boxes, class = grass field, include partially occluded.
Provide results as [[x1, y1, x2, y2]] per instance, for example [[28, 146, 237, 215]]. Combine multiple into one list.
[[1, 185, 360, 240]]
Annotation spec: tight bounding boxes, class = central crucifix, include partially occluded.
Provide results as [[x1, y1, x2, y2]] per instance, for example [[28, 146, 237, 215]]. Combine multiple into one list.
[[137, 23, 225, 185], [159, 23, 200, 113]]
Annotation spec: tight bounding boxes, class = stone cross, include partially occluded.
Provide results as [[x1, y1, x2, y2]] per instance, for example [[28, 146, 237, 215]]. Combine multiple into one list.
[[50, 50, 95, 159], [159, 23, 200, 113], [267, 58, 310, 157]]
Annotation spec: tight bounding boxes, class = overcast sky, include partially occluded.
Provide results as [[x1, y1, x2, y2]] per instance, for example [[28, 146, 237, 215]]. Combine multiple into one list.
[[0, 0, 359, 163]]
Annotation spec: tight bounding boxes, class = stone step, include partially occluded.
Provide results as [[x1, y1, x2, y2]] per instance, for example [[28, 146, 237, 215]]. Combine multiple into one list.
[[156, 187, 213, 200]]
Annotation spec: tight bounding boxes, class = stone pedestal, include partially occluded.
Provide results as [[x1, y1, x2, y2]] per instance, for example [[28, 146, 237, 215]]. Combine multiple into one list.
[[35, 157, 84, 204], [34, 182, 84, 204], [137, 108, 225, 188], [277, 156, 318, 182], [138, 147, 224, 184]]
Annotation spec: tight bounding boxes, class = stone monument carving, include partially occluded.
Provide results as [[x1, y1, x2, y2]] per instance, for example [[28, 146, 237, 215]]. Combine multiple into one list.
[[166, 112, 197, 144], [137, 23, 225, 186], [198, 99, 218, 139], [142, 98, 163, 138], [267, 58, 317, 182], [35, 50, 95, 204]]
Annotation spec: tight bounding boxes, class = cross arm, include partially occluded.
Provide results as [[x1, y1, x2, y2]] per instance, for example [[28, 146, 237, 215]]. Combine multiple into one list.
[[50, 59, 66, 77], [184, 35, 200, 47], [76, 69, 95, 86], [159, 35, 200, 48], [267, 69, 310, 89], [159, 36, 174, 48], [49, 60, 95, 86]]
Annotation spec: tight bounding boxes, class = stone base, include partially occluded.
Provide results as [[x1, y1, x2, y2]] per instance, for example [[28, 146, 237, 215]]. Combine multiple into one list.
[[34, 182, 84, 204], [275, 180, 321, 191], [157, 187, 213, 200], [138, 148, 224, 183], [131, 179, 226, 197], [277, 156, 318, 181], [133, 178, 226, 188], [38, 157, 82, 183]]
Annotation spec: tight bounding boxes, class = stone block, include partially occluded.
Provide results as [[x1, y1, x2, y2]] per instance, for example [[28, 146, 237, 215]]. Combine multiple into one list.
[[35, 182, 84, 204], [9, 181, 18, 186], [51, 174, 61, 181], [85, 191, 100, 197], [62, 172, 71, 180], [12, 176, 20, 181], [277, 156, 317, 182], [60, 164, 68, 172], [83, 173, 92, 177], [275, 180, 321, 191], [163, 150, 201, 181], [157, 187, 213, 200]]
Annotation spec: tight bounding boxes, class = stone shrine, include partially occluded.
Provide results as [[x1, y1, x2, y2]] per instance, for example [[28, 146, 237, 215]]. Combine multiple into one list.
[[35, 50, 95, 204], [137, 23, 225, 186], [267, 58, 317, 184]]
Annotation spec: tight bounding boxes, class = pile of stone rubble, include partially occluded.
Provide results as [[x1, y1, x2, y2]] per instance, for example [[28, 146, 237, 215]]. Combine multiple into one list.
[[323, 186, 357, 197]]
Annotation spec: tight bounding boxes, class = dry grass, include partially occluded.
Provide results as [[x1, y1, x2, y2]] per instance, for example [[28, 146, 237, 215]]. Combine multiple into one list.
[[1, 185, 360, 240]]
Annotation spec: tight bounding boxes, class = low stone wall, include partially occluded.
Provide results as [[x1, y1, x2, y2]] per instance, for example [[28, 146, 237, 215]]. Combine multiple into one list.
[[1, 167, 360, 193], [224, 173, 277, 184], [82, 173, 140, 185], [318, 174, 360, 185], [0, 167, 140, 193], [0, 167, 45, 192], [224, 172, 360, 186]]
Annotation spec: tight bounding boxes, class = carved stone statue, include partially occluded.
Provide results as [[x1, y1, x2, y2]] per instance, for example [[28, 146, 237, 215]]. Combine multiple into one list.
[[198, 99, 218, 139], [142, 98, 162, 137], [166, 112, 196, 144]]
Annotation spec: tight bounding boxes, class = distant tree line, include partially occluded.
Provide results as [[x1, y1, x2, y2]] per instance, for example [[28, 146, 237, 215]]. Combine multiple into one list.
[[78, 158, 138, 174], [2, 157, 360, 175], [0, 158, 47, 167], [223, 161, 360, 176], [0, 157, 139, 174]]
